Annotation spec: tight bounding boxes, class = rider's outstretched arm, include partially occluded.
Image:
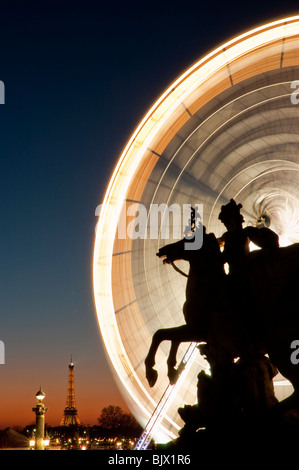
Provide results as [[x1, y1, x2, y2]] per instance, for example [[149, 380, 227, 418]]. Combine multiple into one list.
[[244, 226, 279, 249]]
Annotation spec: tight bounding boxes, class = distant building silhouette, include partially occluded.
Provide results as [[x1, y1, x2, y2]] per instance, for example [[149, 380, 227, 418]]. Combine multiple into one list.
[[60, 357, 80, 426]]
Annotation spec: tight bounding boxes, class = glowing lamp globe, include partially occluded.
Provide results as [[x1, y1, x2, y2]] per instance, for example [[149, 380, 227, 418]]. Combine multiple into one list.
[[36, 387, 45, 402]]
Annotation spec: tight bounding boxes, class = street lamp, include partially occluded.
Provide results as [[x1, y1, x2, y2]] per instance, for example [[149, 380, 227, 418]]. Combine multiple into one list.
[[32, 387, 48, 450]]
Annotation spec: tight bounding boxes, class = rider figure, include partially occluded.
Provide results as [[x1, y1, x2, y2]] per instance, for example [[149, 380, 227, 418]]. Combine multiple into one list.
[[217, 199, 279, 415], [217, 199, 279, 276]]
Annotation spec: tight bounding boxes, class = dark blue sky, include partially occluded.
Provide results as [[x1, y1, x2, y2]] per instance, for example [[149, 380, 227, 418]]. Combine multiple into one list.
[[0, 1, 298, 427]]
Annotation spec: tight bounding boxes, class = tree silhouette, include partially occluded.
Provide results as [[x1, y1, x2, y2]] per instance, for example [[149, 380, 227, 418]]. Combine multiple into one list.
[[98, 406, 124, 431], [98, 405, 141, 438]]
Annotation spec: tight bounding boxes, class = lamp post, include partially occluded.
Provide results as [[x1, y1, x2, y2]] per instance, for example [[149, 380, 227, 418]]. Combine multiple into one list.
[[32, 387, 48, 450]]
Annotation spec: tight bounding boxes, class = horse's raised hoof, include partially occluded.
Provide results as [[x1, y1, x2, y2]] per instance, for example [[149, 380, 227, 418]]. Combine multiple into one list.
[[146, 367, 158, 387], [168, 367, 180, 385]]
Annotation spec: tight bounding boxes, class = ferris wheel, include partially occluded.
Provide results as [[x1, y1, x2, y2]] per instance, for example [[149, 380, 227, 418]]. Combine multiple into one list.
[[93, 16, 299, 444]]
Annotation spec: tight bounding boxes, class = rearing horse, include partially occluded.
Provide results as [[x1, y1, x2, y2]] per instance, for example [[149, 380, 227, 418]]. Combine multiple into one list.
[[144, 228, 243, 387], [145, 227, 299, 412]]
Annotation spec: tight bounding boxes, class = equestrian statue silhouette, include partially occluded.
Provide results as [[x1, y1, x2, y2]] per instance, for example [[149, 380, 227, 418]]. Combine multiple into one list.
[[144, 200, 299, 427]]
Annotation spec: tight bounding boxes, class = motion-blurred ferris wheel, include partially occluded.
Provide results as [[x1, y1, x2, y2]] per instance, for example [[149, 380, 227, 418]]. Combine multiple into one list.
[[93, 16, 299, 443]]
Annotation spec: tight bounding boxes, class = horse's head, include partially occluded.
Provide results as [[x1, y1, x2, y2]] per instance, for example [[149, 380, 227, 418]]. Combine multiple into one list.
[[156, 226, 222, 269], [156, 241, 179, 264], [156, 226, 206, 263]]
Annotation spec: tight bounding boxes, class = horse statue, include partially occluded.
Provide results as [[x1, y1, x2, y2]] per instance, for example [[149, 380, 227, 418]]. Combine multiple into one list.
[[144, 226, 242, 386], [144, 205, 299, 422]]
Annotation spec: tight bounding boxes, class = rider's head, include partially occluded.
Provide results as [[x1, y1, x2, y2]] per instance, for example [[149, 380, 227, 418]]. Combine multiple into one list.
[[218, 199, 244, 230]]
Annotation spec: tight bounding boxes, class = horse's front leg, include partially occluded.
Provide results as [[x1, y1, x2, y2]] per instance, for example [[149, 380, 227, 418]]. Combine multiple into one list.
[[145, 325, 199, 387], [167, 341, 180, 384], [145, 329, 166, 387], [166, 325, 200, 384]]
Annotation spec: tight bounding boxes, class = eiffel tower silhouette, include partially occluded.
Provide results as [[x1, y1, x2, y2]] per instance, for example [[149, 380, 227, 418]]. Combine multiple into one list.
[[60, 356, 80, 426]]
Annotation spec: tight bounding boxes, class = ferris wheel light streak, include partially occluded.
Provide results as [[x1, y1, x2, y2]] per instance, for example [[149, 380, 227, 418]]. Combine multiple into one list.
[[134, 342, 200, 450], [93, 16, 299, 442]]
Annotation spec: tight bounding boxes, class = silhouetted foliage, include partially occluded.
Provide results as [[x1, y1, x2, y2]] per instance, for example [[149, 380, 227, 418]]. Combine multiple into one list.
[[98, 405, 142, 438]]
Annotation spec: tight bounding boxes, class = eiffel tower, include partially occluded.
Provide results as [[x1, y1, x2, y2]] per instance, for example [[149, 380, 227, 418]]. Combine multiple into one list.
[[60, 357, 80, 426]]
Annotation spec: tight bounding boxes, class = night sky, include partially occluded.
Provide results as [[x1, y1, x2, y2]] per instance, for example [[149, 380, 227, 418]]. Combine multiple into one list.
[[1, 1, 298, 429]]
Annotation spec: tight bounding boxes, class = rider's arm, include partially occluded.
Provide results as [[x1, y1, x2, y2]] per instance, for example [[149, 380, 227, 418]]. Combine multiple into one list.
[[244, 226, 279, 249]]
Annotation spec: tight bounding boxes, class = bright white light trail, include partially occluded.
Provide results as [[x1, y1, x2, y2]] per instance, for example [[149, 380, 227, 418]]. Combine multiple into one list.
[[134, 342, 200, 450]]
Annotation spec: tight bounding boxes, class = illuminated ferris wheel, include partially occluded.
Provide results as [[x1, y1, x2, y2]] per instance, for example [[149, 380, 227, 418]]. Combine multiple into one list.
[[93, 16, 299, 444]]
